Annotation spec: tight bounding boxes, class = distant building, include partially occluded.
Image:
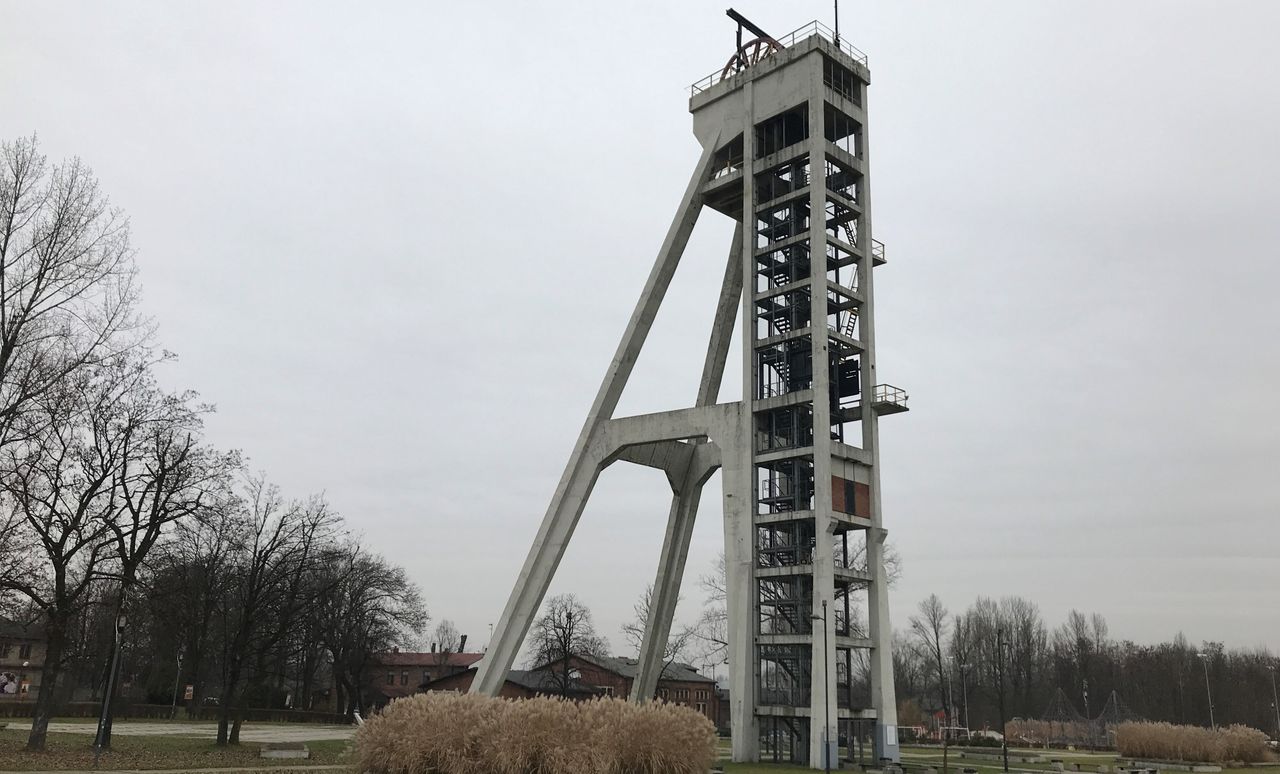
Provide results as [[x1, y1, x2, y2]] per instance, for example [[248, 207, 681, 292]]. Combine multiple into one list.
[[427, 654, 719, 727], [367, 648, 485, 705], [0, 617, 44, 700]]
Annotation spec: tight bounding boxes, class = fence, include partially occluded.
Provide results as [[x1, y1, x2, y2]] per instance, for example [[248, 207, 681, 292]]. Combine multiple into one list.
[[0, 700, 346, 724]]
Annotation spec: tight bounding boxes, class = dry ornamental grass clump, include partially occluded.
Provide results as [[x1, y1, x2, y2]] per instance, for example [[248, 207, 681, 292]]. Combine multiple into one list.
[[354, 692, 718, 774], [1115, 721, 1271, 764]]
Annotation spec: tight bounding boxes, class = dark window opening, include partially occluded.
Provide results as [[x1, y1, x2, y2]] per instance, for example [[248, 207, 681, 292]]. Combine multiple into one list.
[[756, 105, 810, 158]]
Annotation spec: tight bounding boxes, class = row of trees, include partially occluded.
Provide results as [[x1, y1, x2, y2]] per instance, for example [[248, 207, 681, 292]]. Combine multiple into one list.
[[558, 550, 1277, 740], [898, 594, 1280, 738], [0, 136, 428, 750]]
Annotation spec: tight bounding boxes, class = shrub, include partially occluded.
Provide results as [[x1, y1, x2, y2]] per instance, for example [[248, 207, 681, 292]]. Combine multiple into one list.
[[353, 692, 718, 774], [1115, 721, 1271, 764]]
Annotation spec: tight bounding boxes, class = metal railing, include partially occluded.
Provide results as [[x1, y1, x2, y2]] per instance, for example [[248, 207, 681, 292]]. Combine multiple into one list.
[[872, 384, 908, 408], [690, 20, 870, 95], [872, 238, 886, 263]]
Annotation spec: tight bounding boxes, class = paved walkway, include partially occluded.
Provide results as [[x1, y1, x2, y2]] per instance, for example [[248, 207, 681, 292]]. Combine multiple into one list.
[[0, 762, 350, 767], [40, 722, 356, 742]]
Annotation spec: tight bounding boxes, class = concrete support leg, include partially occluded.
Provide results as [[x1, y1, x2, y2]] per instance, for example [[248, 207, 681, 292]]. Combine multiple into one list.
[[632, 225, 743, 702], [473, 129, 724, 697], [868, 528, 901, 762], [630, 445, 717, 701], [722, 442, 757, 762]]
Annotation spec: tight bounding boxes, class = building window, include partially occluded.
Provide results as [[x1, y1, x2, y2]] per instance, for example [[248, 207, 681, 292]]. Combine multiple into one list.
[[659, 688, 669, 699], [0, 643, 9, 658], [697, 702, 707, 714], [18, 644, 31, 659], [400, 671, 408, 686], [386, 671, 395, 685], [422, 670, 431, 684], [600, 686, 614, 697]]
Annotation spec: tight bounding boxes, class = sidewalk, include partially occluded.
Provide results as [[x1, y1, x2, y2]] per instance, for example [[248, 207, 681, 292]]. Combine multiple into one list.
[[0, 766, 350, 774]]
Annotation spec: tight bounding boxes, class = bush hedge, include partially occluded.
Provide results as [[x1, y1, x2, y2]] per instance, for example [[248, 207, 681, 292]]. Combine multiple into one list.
[[354, 692, 717, 774], [1115, 721, 1271, 764]]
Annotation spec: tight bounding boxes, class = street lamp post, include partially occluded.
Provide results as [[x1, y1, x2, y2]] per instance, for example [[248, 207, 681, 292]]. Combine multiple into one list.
[[1267, 665, 1279, 741], [961, 663, 972, 734], [170, 649, 185, 720], [93, 608, 127, 761], [946, 658, 955, 732], [811, 601, 831, 774], [1197, 653, 1216, 731], [996, 627, 1010, 773]]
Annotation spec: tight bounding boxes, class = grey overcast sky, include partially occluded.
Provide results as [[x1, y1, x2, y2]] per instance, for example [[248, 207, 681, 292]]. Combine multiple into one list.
[[3, 0, 1278, 658]]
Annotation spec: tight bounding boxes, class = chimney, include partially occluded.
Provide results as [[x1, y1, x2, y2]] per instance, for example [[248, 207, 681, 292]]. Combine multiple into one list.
[[392, 646, 399, 654], [430, 643, 437, 653], [459, 634, 468, 653]]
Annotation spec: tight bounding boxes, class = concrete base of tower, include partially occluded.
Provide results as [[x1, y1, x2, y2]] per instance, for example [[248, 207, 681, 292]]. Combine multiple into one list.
[[874, 723, 901, 764]]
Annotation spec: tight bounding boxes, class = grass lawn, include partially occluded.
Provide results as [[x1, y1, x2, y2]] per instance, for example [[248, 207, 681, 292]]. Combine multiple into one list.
[[0, 728, 351, 771]]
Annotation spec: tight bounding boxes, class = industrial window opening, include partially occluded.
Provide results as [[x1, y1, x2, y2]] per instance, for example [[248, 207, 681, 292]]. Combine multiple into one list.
[[755, 403, 814, 451], [826, 198, 860, 246], [826, 241, 859, 290], [756, 458, 814, 513], [825, 157, 860, 202], [755, 338, 812, 398], [823, 56, 862, 105], [760, 716, 810, 765], [826, 286, 859, 339], [756, 157, 810, 202], [711, 134, 744, 181], [756, 200, 811, 247], [756, 288, 812, 340], [758, 644, 812, 707], [755, 104, 810, 158], [758, 575, 815, 634], [757, 244, 811, 292], [828, 350, 863, 442], [757, 523, 817, 570], [825, 104, 862, 157]]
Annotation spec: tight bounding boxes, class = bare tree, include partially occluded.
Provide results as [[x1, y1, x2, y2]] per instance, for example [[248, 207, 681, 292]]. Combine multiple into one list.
[[315, 547, 427, 719], [0, 136, 144, 450], [213, 478, 341, 745], [1, 365, 131, 749], [528, 593, 608, 696], [432, 619, 461, 654], [146, 493, 244, 717], [911, 594, 951, 727], [621, 584, 696, 689]]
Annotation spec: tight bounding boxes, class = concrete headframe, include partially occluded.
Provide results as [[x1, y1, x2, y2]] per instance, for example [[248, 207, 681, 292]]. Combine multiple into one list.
[[472, 20, 908, 768]]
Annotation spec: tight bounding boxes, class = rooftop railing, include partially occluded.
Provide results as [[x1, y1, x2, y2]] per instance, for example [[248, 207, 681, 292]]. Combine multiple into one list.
[[872, 384, 908, 409], [691, 20, 870, 95], [872, 238, 886, 264]]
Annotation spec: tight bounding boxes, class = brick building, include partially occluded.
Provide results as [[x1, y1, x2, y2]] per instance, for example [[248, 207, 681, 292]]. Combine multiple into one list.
[[0, 617, 44, 700], [427, 654, 719, 727], [368, 649, 484, 705]]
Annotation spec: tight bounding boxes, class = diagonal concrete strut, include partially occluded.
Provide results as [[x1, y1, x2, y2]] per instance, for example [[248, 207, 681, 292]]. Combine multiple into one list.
[[630, 223, 743, 702], [472, 129, 724, 697]]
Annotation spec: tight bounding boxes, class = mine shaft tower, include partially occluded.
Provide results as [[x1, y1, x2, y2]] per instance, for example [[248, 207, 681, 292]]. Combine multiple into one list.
[[472, 14, 907, 768]]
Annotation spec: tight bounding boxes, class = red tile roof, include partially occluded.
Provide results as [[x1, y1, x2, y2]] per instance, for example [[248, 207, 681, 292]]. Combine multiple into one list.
[[374, 651, 485, 668]]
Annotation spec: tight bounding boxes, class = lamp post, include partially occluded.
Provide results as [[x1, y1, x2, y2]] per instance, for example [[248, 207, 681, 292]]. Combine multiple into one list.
[[996, 627, 1010, 773], [93, 608, 127, 760], [1267, 665, 1278, 740], [946, 658, 956, 733], [811, 600, 831, 774], [170, 649, 185, 720], [1196, 653, 1216, 731], [961, 663, 972, 734]]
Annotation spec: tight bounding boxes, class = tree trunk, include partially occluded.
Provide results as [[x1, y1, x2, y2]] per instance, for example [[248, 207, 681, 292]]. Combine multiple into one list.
[[216, 657, 241, 746], [26, 614, 68, 751]]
